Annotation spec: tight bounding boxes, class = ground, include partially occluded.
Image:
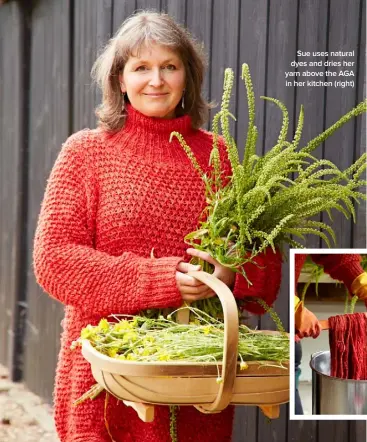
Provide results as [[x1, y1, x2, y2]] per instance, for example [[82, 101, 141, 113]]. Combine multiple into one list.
[[0, 364, 58, 441]]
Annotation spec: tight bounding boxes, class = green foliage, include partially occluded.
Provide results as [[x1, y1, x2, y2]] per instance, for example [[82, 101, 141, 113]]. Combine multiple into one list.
[[349, 295, 359, 314], [300, 255, 367, 310], [78, 314, 289, 364], [255, 298, 286, 333], [171, 63, 367, 282], [300, 257, 327, 303]]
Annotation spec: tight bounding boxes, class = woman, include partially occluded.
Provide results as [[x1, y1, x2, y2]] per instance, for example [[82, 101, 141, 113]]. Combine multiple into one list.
[[33, 11, 282, 442], [294, 253, 367, 414]]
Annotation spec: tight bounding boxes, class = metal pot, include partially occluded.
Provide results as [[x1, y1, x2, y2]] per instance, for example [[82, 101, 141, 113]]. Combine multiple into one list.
[[310, 350, 367, 415]]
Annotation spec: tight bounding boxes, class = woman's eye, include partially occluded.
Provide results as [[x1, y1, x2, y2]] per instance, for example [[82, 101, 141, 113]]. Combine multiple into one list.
[[164, 64, 176, 71], [135, 66, 147, 71]]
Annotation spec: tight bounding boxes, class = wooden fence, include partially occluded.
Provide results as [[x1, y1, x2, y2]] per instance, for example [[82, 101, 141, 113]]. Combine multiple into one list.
[[0, 0, 366, 440]]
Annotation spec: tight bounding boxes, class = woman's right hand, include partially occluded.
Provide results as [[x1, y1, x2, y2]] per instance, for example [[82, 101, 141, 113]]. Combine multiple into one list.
[[176, 262, 215, 302], [295, 303, 321, 340]]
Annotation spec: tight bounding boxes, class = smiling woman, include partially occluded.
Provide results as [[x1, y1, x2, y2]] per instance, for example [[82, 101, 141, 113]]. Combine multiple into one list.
[[32, 9, 283, 442], [91, 11, 210, 130], [119, 44, 186, 119]]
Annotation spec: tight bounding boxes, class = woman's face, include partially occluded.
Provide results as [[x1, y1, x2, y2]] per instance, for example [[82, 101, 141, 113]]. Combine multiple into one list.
[[119, 44, 186, 119]]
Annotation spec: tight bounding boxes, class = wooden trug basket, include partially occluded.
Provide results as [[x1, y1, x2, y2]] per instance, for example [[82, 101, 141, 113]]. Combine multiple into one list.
[[82, 271, 289, 421]]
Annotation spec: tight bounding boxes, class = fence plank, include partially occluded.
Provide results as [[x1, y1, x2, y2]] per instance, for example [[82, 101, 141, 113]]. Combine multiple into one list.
[[236, 0, 268, 163], [24, 0, 71, 401], [296, 0, 329, 249], [288, 420, 318, 442], [259, 0, 298, 331], [322, 0, 362, 247], [165, 0, 186, 24], [318, 420, 349, 442], [136, 0, 160, 11], [186, 0, 212, 118], [209, 0, 240, 138], [0, 1, 23, 372], [113, 0, 137, 32], [349, 421, 367, 442], [233, 2, 269, 438], [233, 406, 258, 442], [353, 0, 366, 248], [258, 1, 298, 441], [73, 0, 98, 131]]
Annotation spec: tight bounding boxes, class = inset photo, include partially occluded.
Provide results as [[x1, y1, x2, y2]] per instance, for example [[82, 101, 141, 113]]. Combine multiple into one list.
[[290, 249, 367, 419]]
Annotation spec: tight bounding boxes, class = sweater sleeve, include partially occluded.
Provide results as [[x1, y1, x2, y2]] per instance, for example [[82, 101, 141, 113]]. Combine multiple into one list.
[[310, 254, 364, 293], [33, 132, 184, 317], [232, 248, 283, 315]]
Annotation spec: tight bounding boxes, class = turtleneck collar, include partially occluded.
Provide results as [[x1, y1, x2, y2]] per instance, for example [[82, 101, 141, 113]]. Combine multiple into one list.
[[123, 104, 193, 138], [104, 104, 202, 166]]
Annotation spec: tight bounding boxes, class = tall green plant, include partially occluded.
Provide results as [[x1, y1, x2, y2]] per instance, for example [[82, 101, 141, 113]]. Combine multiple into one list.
[[171, 63, 366, 284]]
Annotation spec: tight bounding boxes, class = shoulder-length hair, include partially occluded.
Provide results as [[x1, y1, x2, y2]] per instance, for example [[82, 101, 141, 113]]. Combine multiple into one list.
[[91, 10, 211, 131]]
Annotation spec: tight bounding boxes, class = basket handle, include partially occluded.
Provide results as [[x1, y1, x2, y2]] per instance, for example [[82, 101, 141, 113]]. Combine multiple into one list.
[[182, 271, 239, 412]]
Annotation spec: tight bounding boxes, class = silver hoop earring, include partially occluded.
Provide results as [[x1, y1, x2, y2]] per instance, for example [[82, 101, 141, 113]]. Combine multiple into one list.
[[181, 89, 185, 109], [121, 92, 126, 111]]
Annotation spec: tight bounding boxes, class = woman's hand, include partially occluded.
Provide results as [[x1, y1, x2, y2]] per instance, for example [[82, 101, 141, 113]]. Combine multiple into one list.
[[186, 248, 236, 291], [176, 262, 216, 302], [295, 303, 321, 340]]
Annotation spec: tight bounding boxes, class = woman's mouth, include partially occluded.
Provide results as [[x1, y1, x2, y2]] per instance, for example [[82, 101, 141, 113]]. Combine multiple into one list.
[[144, 93, 169, 97]]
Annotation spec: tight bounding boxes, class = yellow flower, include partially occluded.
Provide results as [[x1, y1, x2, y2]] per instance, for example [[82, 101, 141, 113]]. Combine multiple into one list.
[[143, 336, 155, 345], [122, 332, 138, 343], [203, 326, 211, 335], [80, 325, 96, 340], [97, 319, 110, 332], [158, 354, 170, 361], [240, 362, 248, 370], [216, 377, 223, 384], [126, 354, 137, 361], [113, 320, 133, 332], [107, 347, 119, 357], [214, 238, 224, 245]]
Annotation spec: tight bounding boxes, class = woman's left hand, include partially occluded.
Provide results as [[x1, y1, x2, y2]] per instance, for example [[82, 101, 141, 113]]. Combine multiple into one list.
[[186, 248, 236, 294]]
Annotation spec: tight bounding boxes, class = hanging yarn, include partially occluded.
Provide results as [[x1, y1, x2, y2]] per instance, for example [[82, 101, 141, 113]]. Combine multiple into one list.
[[328, 313, 367, 380]]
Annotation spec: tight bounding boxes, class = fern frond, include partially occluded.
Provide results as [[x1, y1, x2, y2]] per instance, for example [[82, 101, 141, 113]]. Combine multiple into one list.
[[210, 111, 223, 190], [170, 132, 205, 179], [292, 105, 304, 149], [301, 99, 367, 154], [303, 220, 337, 245], [261, 96, 289, 145], [220, 69, 240, 171], [242, 63, 257, 171], [283, 227, 333, 248]]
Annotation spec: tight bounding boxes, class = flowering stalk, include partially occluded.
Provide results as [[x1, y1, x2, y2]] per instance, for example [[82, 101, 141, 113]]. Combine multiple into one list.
[[170, 64, 366, 285]]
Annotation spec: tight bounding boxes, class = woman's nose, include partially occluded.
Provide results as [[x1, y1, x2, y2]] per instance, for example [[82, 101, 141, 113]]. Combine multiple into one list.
[[149, 69, 164, 87]]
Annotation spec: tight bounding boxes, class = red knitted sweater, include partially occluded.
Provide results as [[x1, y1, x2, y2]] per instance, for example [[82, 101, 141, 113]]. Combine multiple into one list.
[[33, 105, 282, 442], [295, 253, 363, 290]]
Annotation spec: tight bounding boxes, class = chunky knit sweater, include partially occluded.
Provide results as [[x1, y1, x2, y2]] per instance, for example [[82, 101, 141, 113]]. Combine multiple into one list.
[[33, 105, 282, 442], [295, 253, 364, 293]]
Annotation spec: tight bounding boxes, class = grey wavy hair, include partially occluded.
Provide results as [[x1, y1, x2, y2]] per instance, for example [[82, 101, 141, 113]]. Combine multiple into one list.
[[91, 10, 212, 131]]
